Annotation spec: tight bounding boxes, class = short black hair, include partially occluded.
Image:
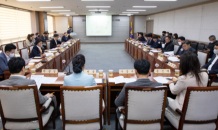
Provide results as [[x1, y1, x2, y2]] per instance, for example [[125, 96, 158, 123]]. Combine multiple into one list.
[[162, 31, 166, 33], [72, 54, 85, 73], [134, 59, 150, 75], [183, 40, 190, 45], [53, 34, 59, 37], [169, 33, 172, 36], [178, 36, 185, 41], [43, 32, 48, 34], [5, 44, 17, 52], [54, 31, 57, 33], [146, 33, 152, 38], [152, 35, 158, 39], [165, 36, 171, 40], [35, 39, 42, 45], [8, 57, 25, 74]]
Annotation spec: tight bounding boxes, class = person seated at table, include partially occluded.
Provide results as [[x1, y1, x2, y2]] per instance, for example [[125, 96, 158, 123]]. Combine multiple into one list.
[[50, 34, 62, 49], [168, 52, 208, 110], [146, 33, 153, 45], [175, 36, 186, 55], [0, 44, 16, 76], [176, 41, 197, 56], [169, 33, 173, 41], [161, 31, 166, 43], [162, 36, 174, 52], [206, 35, 218, 58], [61, 32, 69, 42], [40, 31, 49, 43], [0, 57, 55, 105], [35, 32, 40, 41], [25, 34, 35, 47], [63, 54, 96, 86], [30, 39, 46, 58], [137, 32, 146, 42], [151, 35, 161, 48], [114, 59, 163, 117], [173, 33, 178, 45], [54, 31, 57, 34], [202, 42, 218, 86]]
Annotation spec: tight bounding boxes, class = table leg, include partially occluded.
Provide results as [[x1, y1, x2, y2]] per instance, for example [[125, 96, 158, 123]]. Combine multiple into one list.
[[107, 85, 111, 125]]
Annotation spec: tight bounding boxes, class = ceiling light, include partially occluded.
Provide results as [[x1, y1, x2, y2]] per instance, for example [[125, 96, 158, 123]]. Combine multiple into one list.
[[89, 9, 109, 11], [122, 12, 139, 14], [40, 6, 64, 8], [17, 0, 51, 1], [51, 10, 71, 12], [82, 0, 113, 1], [133, 6, 157, 8], [66, 14, 70, 16], [86, 6, 111, 8], [144, 0, 177, 1], [126, 10, 146, 11], [90, 12, 107, 14], [59, 12, 75, 14]]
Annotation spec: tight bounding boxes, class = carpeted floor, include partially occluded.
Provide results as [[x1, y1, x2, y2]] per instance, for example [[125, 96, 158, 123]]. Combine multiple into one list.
[[0, 43, 173, 130]]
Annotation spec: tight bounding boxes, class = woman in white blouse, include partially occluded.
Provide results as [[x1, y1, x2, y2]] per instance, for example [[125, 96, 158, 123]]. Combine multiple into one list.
[[168, 52, 208, 110], [25, 34, 35, 47]]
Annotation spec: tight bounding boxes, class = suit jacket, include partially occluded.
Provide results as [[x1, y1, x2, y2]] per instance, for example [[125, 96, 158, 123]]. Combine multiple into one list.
[[114, 78, 163, 107], [202, 54, 218, 82], [40, 35, 48, 42], [177, 47, 197, 56], [147, 39, 154, 46], [67, 29, 73, 34], [0, 76, 48, 105], [151, 39, 162, 48], [50, 39, 61, 49], [162, 41, 174, 52], [169, 72, 208, 110], [207, 41, 218, 58], [63, 71, 96, 86], [161, 35, 166, 43], [175, 45, 183, 55], [0, 52, 9, 75], [61, 36, 68, 42], [138, 36, 146, 42], [30, 45, 44, 58]]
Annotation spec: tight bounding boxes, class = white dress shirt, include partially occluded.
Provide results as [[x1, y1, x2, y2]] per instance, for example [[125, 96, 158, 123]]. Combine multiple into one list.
[[4, 53, 10, 62], [208, 54, 218, 71]]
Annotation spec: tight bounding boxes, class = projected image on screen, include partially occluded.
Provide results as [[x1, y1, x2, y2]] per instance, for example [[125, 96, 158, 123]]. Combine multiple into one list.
[[86, 15, 112, 36]]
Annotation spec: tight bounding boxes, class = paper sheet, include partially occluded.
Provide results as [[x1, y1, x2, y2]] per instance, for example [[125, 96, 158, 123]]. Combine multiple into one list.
[[31, 75, 44, 89], [154, 77, 173, 84], [95, 78, 103, 83], [110, 76, 137, 84], [108, 78, 115, 83], [29, 59, 42, 63], [164, 51, 174, 56], [44, 53, 54, 57], [41, 77, 58, 84], [150, 50, 161, 53], [168, 57, 179, 62]]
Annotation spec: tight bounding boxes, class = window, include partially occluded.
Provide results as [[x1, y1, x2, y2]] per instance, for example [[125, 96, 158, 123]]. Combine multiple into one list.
[[0, 6, 32, 45], [47, 15, 54, 36]]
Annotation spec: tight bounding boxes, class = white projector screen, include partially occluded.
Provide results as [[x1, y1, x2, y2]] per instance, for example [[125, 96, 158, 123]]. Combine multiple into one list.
[[86, 15, 112, 36]]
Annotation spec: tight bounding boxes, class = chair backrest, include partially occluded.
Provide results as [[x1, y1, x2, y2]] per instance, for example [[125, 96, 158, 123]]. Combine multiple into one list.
[[198, 43, 205, 51], [197, 51, 208, 67], [46, 41, 51, 50], [60, 85, 103, 129], [19, 48, 29, 60], [190, 42, 198, 51], [124, 86, 168, 130], [179, 87, 218, 130], [28, 46, 34, 56], [17, 41, 24, 50], [0, 85, 42, 128], [174, 45, 179, 54]]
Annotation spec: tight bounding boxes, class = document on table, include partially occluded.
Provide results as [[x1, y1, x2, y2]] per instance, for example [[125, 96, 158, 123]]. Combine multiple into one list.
[[44, 53, 54, 57], [31, 75, 58, 89], [164, 51, 174, 56], [41, 77, 58, 84], [150, 50, 161, 53], [95, 78, 102, 83], [110, 76, 137, 84], [154, 77, 173, 84], [168, 57, 180, 62], [29, 59, 42, 63]]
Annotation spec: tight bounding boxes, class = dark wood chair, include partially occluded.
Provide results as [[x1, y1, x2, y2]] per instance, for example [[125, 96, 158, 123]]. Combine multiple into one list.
[[198, 43, 206, 51], [190, 42, 198, 51], [165, 87, 218, 130], [0, 85, 56, 130], [115, 86, 168, 130], [60, 85, 103, 130]]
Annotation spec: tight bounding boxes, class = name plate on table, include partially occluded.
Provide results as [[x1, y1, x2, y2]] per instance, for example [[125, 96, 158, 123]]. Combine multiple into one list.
[[154, 69, 171, 74], [127, 69, 135, 74], [35, 63, 43, 69], [42, 69, 58, 74], [157, 56, 164, 61], [149, 52, 154, 56], [47, 57, 53, 61], [167, 62, 177, 68], [119, 69, 128, 74], [84, 70, 96, 74]]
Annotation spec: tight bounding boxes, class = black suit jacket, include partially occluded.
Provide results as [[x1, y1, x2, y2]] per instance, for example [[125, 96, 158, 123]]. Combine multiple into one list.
[[30, 45, 44, 58], [162, 41, 174, 52], [50, 39, 61, 49], [147, 39, 154, 45]]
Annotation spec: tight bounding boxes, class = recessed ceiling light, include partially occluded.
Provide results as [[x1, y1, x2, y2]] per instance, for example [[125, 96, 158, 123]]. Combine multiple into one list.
[[59, 12, 75, 14], [82, 0, 113, 1], [89, 9, 109, 11], [122, 12, 139, 14], [90, 12, 107, 14], [86, 6, 111, 8], [40, 6, 64, 8], [126, 9, 146, 11], [51, 10, 71, 12], [17, 0, 51, 1], [133, 6, 157, 8], [144, 0, 177, 1], [66, 14, 70, 16]]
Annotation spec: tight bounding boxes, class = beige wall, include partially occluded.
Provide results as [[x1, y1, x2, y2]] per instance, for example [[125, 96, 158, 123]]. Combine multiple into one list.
[[54, 16, 68, 34]]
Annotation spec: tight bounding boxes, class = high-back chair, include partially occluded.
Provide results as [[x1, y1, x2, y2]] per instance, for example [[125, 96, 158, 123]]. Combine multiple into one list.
[[165, 87, 218, 130], [198, 43, 205, 51], [60, 85, 103, 130], [174, 45, 180, 54], [17, 41, 24, 50], [46, 41, 51, 49], [190, 42, 198, 51], [116, 86, 168, 130], [0, 85, 55, 130], [28, 45, 34, 56], [197, 51, 208, 67], [19, 48, 29, 60]]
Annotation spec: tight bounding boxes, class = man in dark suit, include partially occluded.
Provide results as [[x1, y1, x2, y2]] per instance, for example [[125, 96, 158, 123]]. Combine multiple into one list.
[[206, 35, 218, 58], [0, 44, 16, 76], [61, 32, 69, 42], [162, 36, 174, 52], [151, 35, 162, 48], [40, 32, 49, 43], [161, 31, 166, 43], [115, 59, 162, 117], [50, 34, 62, 49], [67, 27, 73, 34], [202, 43, 218, 83], [175, 36, 186, 55], [146, 33, 153, 45], [176, 41, 197, 56], [30, 39, 45, 58]]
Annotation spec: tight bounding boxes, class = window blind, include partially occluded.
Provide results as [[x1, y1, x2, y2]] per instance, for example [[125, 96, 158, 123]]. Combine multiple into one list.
[[47, 15, 54, 36], [0, 7, 32, 45]]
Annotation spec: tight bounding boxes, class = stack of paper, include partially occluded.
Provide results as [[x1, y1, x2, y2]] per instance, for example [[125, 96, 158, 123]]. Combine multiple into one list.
[[168, 57, 179, 62], [150, 50, 161, 53], [154, 77, 172, 84], [95, 78, 102, 83], [44, 53, 54, 57], [31, 75, 58, 89], [164, 51, 174, 56], [29, 59, 42, 63], [109, 76, 137, 84]]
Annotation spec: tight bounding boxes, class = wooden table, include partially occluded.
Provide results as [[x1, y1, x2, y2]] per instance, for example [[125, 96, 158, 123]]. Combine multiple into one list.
[[26, 72, 107, 125]]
